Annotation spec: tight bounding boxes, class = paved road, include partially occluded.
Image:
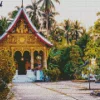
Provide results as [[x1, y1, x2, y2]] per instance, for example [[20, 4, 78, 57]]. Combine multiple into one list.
[[12, 82, 100, 100], [12, 83, 76, 100]]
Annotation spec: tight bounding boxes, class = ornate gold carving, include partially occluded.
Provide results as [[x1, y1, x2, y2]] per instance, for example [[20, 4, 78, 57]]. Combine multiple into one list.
[[16, 19, 28, 34], [7, 35, 17, 44], [27, 35, 35, 44], [19, 37, 25, 43]]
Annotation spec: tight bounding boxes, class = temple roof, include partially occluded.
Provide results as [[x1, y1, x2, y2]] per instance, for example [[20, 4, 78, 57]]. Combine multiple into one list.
[[0, 8, 53, 47]]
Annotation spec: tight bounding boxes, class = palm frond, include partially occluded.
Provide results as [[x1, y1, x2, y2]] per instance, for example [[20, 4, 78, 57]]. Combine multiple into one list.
[[26, 5, 33, 10]]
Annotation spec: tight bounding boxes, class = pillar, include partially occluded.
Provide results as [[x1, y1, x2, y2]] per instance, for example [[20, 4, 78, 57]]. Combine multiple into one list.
[[43, 51, 47, 69], [31, 51, 34, 69]]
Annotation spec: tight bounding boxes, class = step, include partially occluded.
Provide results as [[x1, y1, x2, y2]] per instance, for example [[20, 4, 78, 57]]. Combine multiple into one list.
[[13, 70, 44, 83]]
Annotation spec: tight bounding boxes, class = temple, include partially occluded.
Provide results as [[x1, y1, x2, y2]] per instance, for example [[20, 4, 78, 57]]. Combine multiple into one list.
[[0, 8, 53, 75]]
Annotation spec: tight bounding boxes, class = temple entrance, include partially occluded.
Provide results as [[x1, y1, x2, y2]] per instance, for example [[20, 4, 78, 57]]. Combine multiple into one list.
[[14, 51, 27, 75], [23, 51, 31, 70]]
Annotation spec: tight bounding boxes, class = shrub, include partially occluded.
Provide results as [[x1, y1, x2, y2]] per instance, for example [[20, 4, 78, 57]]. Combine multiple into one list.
[[95, 75, 100, 82], [0, 79, 7, 92], [43, 67, 61, 81], [0, 50, 15, 99], [0, 50, 15, 83], [94, 68, 100, 75], [0, 88, 9, 100]]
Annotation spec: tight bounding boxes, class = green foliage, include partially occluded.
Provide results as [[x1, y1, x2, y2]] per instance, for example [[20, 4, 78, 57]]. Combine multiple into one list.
[[84, 37, 100, 65], [0, 88, 9, 100], [38, 0, 60, 12], [9, 10, 18, 19], [48, 47, 63, 68], [0, 17, 9, 35], [95, 75, 100, 81], [94, 19, 100, 33], [0, 79, 7, 92], [63, 20, 85, 44], [26, 1, 41, 29], [38, 0, 60, 36], [96, 58, 100, 67], [85, 40, 98, 59], [48, 45, 83, 80], [61, 45, 83, 79], [51, 27, 64, 42], [76, 34, 90, 50], [43, 67, 61, 81], [0, 50, 15, 83], [95, 68, 100, 81], [94, 68, 100, 75], [8, 6, 20, 19]]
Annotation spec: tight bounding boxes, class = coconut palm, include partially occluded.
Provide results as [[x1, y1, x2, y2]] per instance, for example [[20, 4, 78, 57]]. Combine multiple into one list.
[[38, 0, 60, 36], [63, 20, 73, 44], [71, 20, 84, 41], [42, 11, 59, 31], [26, 0, 42, 29]]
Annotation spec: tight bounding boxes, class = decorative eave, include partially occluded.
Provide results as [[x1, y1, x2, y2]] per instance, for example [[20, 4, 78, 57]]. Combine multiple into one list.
[[0, 8, 53, 47]]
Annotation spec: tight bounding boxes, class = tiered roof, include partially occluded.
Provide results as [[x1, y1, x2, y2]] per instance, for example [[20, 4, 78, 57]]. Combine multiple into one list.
[[0, 8, 53, 47]]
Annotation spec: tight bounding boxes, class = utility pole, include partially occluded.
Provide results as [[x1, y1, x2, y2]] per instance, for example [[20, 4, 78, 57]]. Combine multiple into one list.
[[88, 61, 91, 90]]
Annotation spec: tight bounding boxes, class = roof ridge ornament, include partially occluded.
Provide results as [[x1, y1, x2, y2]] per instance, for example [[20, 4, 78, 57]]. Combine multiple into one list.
[[21, 0, 23, 8]]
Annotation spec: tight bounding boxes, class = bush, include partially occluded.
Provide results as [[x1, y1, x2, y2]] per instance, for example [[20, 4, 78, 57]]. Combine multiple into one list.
[[0, 79, 7, 92], [0, 50, 15, 99], [0, 88, 9, 100], [0, 78, 9, 100], [95, 75, 100, 82], [0, 50, 15, 83], [43, 67, 61, 81]]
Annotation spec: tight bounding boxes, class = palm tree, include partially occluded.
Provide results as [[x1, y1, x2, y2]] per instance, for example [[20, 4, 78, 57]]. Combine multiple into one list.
[[38, 0, 60, 36], [0, 17, 9, 35], [42, 11, 59, 31], [71, 20, 84, 41], [26, 0, 42, 29], [63, 20, 72, 44]]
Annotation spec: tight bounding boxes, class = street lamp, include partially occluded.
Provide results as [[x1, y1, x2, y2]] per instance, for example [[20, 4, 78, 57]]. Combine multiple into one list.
[[88, 67, 91, 90]]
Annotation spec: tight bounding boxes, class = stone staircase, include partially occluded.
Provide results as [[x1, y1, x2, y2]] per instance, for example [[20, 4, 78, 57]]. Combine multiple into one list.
[[13, 70, 36, 83]]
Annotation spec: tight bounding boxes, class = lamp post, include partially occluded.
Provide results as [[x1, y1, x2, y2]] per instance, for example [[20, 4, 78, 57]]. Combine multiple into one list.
[[88, 67, 91, 90]]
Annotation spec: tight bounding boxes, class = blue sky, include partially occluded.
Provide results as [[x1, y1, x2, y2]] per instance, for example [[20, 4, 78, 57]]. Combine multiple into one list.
[[0, 0, 100, 29]]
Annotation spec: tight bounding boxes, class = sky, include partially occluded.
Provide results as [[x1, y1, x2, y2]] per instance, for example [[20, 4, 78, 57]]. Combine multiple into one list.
[[0, 0, 100, 30]]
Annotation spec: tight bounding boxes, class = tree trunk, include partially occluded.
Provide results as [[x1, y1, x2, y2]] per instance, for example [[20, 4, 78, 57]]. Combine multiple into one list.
[[66, 32, 69, 44], [46, 14, 49, 37]]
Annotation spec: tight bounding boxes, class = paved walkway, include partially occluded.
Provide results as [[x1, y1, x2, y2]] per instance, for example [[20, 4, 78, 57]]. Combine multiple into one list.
[[12, 81, 100, 100], [12, 83, 74, 100]]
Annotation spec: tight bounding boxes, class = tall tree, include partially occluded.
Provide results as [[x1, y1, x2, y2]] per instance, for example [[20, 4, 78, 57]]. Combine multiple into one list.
[[76, 33, 90, 51], [63, 20, 72, 44], [42, 11, 59, 31], [38, 0, 60, 36], [26, 0, 41, 29], [71, 20, 84, 41]]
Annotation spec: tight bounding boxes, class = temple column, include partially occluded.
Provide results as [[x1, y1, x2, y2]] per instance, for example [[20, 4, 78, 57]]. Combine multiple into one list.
[[31, 51, 34, 69], [43, 51, 47, 69]]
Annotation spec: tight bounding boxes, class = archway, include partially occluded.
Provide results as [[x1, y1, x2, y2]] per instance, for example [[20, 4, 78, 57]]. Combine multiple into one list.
[[23, 51, 31, 70], [14, 51, 26, 75], [34, 51, 43, 70]]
